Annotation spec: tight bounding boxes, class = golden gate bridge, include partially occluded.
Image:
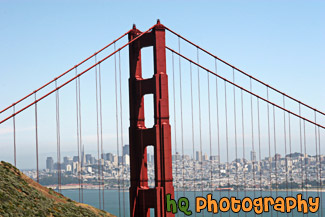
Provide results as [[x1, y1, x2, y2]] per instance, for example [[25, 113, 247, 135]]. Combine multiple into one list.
[[0, 20, 324, 217]]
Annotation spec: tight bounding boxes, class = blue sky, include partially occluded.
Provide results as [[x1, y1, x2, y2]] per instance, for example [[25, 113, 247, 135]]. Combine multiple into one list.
[[0, 1, 324, 169]]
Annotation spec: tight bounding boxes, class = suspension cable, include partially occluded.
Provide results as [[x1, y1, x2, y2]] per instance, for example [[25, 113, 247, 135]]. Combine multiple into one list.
[[303, 119, 308, 217], [190, 62, 197, 217], [207, 57, 212, 196], [95, 55, 102, 210], [172, 52, 178, 200], [273, 105, 279, 217], [78, 75, 84, 202], [118, 50, 126, 217], [314, 111, 320, 204], [98, 62, 105, 210], [114, 43, 121, 217], [55, 80, 61, 193], [165, 47, 325, 130], [232, 68, 239, 205], [34, 92, 39, 183], [0, 25, 156, 125], [288, 113, 293, 217], [0, 30, 132, 115], [165, 26, 325, 118], [283, 96, 288, 198], [299, 104, 304, 195], [215, 60, 222, 217], [178, 37, 185, 198], [224, 80, 230, 217], [75, 68, 81, 202], [318, 126, 323, 217], [250, 78, 256, 201], [257, 98, 262, 197], [197, 48, 204, 208], [241, 88, 248, 217], [267, 87, 273, 216], [13, 105, 16, 167]]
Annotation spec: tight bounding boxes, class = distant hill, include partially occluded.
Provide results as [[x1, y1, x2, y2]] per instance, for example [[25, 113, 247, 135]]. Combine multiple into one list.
[[0, 161, 115, 217]]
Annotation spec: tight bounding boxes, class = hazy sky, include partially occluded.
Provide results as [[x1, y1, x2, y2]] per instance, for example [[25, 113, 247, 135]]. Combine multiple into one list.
[[0, 1, 324, 169]]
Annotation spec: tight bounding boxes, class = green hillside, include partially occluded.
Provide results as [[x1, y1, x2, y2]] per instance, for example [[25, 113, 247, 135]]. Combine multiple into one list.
[[0, 161, 115, 217]]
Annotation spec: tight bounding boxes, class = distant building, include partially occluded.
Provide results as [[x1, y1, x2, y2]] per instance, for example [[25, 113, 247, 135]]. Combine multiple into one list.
[[196, 151, 202, 162], [123, 144, 130, 156], [274, 153, 281, 161], [106, 153, 114, 162], [210, 155, 220, 162], [46, 157, 54, 171], [250, 150, 256, 162], [73, 156, 79, 162], [123, 154, 130, 166], [203, 153, 209, 161], [85, 154, 92, 164]]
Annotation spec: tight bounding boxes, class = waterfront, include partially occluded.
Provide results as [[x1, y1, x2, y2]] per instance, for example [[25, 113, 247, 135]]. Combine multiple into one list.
[[61, 190, 325, 216]]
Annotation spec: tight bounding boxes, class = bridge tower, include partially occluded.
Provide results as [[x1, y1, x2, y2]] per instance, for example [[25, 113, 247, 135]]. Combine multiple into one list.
[[128, 20, 175, 217]]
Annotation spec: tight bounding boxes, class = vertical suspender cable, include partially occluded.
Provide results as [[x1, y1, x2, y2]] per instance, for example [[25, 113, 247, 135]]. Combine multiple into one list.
[[207, 60, 212, 197], [257, 98, 262, 197], [190, 62, 197, 217], [266, 87, 274, 216], [299, 104, 304, 198], [224, 80, 230, 217], [303, 119, 309, 217], [250, 79, 256, 201], [13, 105, 16, 167], [197, 48, 204, 208], [318, 126, 323, 217], [215, 60, 222, 217], [288, 113, 293, 217], [266, 88, 272, 207], [75, 68, 81, 202], [314, 111, 320, 201], [241, 88, 248, 217], [283, 96, 288, 197], [232, 68, 239, 204], [114, 43, 121, 217], [95, 55, 102, 210], [78, 75, 84, 202], [118, 50, 126, 217], [55, 80, 61, 193], [178, 37, 185, 198], [34, 93, 39, 183], [272, 105, 279, 217], [172, 52, 178, 200], [99, 62, 105, 210]]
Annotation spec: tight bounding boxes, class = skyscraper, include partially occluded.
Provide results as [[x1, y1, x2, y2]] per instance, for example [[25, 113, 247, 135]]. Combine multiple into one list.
[[251, 150, 256, 162], [46, 157, 54, 171], [123, 144, 130, 156], [196, 151, 202, 161]]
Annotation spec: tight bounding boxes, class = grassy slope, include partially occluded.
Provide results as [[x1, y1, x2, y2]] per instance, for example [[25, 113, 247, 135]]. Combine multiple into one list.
[[0, 161, 115, 217]]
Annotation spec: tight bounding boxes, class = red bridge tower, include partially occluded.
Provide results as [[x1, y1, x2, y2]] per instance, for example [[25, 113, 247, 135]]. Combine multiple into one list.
[[128, 20, 175, 217]]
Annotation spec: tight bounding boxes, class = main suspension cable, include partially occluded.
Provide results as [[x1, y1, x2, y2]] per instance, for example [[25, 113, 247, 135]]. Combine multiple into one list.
[[165, 26, 325, 119], [165, 47, 325, 130], [1, 25, 156, 125], [0, 29, 132, 115]]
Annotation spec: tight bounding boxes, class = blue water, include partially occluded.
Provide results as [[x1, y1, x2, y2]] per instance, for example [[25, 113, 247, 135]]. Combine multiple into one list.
[[61, 189, 325, 216]]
